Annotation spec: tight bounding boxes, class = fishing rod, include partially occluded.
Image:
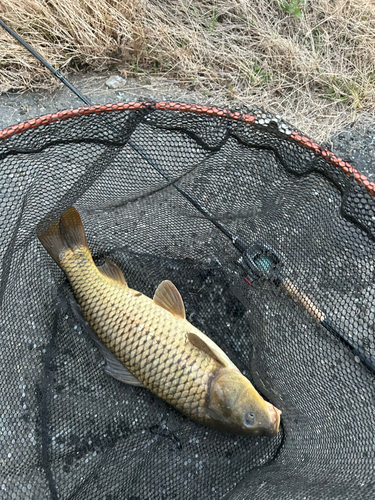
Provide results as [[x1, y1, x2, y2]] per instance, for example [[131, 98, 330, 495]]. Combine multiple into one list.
[[0, 19, 91, 106], [1, 19, 374, 375]]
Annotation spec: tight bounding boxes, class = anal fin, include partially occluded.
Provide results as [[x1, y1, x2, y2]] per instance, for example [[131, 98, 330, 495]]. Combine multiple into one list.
[[98, 260, 127, 286], [153, 280, 185, 319]]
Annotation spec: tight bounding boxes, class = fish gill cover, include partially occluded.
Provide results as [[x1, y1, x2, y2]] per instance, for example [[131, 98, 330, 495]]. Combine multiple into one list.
[[0, 103, 374, 499]]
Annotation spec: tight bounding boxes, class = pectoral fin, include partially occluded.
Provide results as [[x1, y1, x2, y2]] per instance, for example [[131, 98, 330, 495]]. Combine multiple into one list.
[[98, 260, 127, 286], [187, 331, 236, 369], [153, 280, 185, 319]]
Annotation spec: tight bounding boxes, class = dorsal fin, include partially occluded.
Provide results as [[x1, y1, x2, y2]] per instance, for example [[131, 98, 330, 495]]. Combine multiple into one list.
[[103, 351, 144, 387], [98, 260, 127, 286], [68, 297, 142, 386], [153, 280, 185, 319], [93, 329, 143, 386], [187, 331, 236, 368]]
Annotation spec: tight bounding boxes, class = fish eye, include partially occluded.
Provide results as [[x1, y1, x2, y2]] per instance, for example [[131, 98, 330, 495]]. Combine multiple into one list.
[[244, 412, 255, 427]]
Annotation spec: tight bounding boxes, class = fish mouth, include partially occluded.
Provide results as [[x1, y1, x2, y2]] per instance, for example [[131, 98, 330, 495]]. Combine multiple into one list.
[[267, 403, 282, 436]]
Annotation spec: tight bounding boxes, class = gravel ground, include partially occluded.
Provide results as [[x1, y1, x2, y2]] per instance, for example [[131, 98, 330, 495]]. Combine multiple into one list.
[[0, 72, 374, 182]]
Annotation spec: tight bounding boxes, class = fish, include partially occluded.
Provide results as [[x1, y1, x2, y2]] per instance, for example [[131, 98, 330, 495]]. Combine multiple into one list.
[[38, 207, 281, 437]]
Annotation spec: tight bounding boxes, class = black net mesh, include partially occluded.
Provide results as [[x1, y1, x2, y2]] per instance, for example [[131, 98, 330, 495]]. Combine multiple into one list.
[[0, 103, 374, 500]]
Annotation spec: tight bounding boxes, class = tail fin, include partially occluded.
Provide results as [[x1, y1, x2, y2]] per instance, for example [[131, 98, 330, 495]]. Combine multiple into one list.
[[38, 207, 88, 266]]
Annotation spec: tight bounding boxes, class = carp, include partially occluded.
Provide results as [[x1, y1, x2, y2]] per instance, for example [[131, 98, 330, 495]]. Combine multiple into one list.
[[38, 207, 281, 437]]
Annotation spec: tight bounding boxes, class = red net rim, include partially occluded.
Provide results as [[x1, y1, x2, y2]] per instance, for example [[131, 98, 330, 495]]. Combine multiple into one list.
[[0, 101, 374, 196]]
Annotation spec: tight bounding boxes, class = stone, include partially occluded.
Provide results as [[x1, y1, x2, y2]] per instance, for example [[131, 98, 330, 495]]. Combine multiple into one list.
[[105, 75, 127, 89]]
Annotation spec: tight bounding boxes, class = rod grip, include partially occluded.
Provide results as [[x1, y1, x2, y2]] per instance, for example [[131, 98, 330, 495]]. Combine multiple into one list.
[[281, 278, 325, 322], [281, 279, 375, 376]]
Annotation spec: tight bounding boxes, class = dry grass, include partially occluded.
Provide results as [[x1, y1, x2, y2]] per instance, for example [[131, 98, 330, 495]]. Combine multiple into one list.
[[1, 0, 375, 139]]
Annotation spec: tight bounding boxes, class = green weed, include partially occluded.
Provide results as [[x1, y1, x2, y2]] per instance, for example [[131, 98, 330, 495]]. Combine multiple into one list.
[[277, 0, 305, 19]]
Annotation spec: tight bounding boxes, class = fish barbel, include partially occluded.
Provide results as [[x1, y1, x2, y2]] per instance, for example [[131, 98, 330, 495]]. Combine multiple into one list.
[[38, 207, 281, 437]]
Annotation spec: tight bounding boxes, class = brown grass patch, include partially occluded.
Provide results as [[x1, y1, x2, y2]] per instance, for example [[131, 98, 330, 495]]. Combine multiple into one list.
[[1, 0, 375, 139]]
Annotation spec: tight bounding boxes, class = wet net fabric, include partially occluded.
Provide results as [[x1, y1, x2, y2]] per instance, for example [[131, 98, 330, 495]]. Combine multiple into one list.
[[0, 104, 374, 500]]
